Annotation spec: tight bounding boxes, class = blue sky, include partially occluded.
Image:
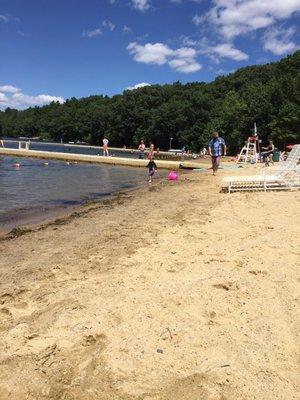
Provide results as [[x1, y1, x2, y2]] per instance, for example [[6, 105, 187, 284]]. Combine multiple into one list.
[[0, 0, 299, 109]]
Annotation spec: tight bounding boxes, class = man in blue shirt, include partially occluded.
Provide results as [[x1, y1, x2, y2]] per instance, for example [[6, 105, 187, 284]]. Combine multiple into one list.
[[209, 131, 227, 176]]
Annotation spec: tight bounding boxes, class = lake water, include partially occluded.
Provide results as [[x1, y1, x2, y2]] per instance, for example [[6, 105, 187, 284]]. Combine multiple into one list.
[[0, 141, 147, 233]]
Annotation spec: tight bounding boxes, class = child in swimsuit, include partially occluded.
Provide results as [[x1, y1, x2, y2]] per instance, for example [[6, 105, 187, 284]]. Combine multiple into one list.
[[147, 160, 157, 183]]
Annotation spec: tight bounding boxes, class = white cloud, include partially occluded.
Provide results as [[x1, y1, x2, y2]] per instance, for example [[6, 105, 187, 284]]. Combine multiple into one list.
[[82, 28, 102, 38], [131, 0, 150, 12], [203, 43, 249, 61], [0, 14, 9, 22], [0, 86, 65, 110], [171, 0, 204, 3], [174, 47, 197, 59], [180, 35, 197, 47], [0, 85, 21, 93], [203, 0, 300, 39], [127, 42, 173, 65], [127, 41, 202, 73], [123, 25, 132, 33], [192, 14, 206, 26], [0, 93, 8, 102], [263, 27, 298, 55], [0, 14, 20, 23], [168, 58, 201, 73], [83, 21, 115, 38], [126, 82, 151, 90], [216, 68, 235, 76], [102, 20, 115, 31]]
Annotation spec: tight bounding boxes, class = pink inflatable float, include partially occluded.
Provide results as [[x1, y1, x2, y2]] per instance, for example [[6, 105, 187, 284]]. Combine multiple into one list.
[[168, 171, 179, 181]]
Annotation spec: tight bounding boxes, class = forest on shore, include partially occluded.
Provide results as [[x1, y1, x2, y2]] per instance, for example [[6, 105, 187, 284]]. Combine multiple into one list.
[[0, 51, 299, 153]]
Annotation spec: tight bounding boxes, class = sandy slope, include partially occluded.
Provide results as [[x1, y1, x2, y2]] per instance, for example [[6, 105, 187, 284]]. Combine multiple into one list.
[[0, 170, 299, 400]]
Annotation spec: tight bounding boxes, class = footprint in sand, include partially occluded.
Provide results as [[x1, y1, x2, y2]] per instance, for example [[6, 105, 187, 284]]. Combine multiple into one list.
[[0, 307, 13, 328], [82, 333, 106, 347], [212, 282, 237, 291], [0, 293, 14, 305]]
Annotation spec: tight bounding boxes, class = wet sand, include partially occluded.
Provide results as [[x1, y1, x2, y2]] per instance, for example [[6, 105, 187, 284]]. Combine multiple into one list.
[[0, 169, 299, 399]]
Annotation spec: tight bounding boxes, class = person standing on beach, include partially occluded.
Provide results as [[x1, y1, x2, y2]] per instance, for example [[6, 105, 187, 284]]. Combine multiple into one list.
[[102, 136, 109, 157], [209, 131, 226, 176], [138, 139, 146, 159], [146, 159, 157, 183], [146, 143, 157, 182]]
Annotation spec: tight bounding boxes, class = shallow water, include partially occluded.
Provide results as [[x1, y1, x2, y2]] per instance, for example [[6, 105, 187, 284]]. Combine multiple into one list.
[[0, 141, 147, 233]]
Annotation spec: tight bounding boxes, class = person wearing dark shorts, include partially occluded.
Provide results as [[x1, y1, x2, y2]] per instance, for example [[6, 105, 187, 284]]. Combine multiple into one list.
[[147, 160, 157, 183], [260, 140, 275, 163], [209, 132, 227, 176]]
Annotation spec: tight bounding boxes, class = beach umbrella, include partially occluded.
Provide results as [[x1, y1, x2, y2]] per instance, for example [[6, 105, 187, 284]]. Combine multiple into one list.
[[286, 144, 295, 150]]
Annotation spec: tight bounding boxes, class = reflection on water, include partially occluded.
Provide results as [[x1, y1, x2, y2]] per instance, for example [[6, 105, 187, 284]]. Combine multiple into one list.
[[0, 144, 147, 231]]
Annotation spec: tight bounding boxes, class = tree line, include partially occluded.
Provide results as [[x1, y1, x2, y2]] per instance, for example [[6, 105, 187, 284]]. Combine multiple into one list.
[[0, 51, 299, 154]]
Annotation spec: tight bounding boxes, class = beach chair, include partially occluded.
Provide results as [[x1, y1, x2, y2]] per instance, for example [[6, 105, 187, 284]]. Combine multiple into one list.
[[272, 144, 300, 170], [222, 144, 300, 193]]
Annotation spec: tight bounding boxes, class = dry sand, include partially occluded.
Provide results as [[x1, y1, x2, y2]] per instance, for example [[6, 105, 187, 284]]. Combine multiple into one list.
[[0, 169, 299, 400]]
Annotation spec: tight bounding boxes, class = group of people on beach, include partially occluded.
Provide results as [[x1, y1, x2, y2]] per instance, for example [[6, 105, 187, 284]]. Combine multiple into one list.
[[137, 133, 228, 178], [138, 140, 157, 182], [207, 132, 279, 174], [100, 132, 279, 180], [101, 137, 157, 182]]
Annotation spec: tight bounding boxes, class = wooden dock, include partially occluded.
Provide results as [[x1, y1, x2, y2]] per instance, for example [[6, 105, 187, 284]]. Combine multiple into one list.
[[4, 140, 186, 156], [0, 148, 207, 170]]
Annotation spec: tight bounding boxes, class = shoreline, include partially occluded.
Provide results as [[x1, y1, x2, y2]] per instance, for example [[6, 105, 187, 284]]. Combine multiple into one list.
[[0, 180, 150, 240], [0, 169, 299, 399]]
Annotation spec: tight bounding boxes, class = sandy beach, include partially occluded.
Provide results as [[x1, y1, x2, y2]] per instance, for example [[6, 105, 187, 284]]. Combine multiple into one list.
[[0, 169, 299, 400]]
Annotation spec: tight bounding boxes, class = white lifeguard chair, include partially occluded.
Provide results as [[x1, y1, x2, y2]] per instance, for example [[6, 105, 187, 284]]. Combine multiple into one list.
[[236, 137, 259, 164], [236, 123, 260, 164]]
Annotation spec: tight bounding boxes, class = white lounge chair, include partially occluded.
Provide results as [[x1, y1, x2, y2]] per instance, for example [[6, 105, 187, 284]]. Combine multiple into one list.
[[222, 144, 300, 193]]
